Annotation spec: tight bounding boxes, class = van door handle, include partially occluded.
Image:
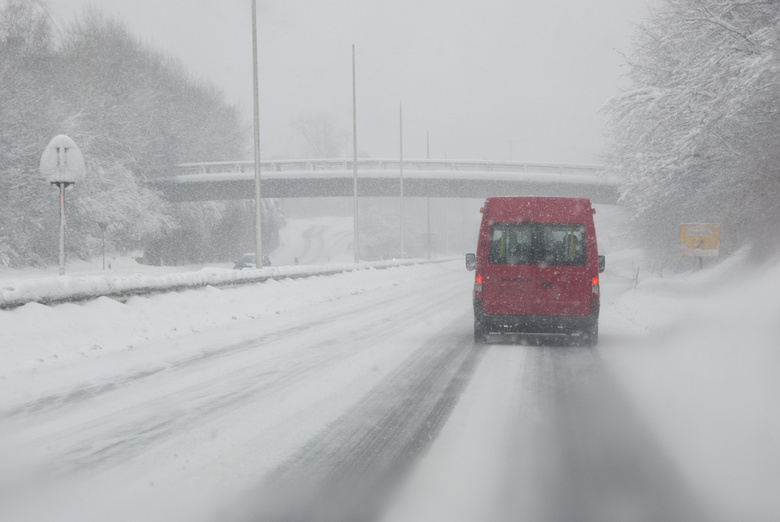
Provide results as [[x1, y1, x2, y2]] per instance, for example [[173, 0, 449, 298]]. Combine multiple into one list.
[[541, 282, 553, 289]]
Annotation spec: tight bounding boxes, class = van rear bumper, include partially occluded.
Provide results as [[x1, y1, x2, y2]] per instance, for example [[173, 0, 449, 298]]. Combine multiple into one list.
[[473, 300, 599, 334]]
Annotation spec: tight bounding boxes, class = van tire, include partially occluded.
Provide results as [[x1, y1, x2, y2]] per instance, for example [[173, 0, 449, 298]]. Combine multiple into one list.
[[474, 322, 487, 344], [583, 323, 599, 347]]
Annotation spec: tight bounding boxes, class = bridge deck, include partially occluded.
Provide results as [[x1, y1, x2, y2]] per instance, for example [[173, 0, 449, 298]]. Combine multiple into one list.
[[150, 159, 619, 204]]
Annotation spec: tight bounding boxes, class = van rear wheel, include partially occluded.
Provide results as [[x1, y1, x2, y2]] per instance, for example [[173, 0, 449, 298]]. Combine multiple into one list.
[[582, 323, 598, 347], [474, 322, 487, 344]]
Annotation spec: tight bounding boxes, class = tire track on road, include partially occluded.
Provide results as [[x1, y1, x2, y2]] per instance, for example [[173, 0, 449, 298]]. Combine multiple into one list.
[[501, 345, 720, 522], [227, 322, 483, 522]]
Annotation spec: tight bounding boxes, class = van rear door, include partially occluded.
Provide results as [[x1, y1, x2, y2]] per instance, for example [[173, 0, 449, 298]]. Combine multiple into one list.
[[482, 221, 537, 315], [535, 199, 592, 317], [536, 223, 591, 316]]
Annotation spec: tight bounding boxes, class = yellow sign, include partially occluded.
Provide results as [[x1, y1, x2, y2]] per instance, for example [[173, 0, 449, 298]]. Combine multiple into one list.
[[680, 224, 720, 257]]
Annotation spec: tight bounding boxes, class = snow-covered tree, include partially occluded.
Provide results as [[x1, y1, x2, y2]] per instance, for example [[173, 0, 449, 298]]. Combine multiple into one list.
[[0, 3, 279, 267], [605, 0, 780, 262], [0, 0, 59, 266], [57, 8, 247, 179]]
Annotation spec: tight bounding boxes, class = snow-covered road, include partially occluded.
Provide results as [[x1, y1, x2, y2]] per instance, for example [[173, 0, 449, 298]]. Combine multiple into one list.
[[1, 255, 779, 521]]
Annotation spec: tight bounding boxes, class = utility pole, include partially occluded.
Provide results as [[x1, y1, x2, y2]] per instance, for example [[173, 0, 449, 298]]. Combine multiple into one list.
[[252, 0, 263, 266]]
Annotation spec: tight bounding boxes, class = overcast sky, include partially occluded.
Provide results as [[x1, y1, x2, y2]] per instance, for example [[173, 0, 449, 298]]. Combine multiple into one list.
[[46, 0, 651, 164]]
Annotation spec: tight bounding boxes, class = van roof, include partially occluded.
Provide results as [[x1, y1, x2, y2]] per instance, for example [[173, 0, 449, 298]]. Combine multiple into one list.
[[483, 196, 593, 222], [484, 196, 591, 204]]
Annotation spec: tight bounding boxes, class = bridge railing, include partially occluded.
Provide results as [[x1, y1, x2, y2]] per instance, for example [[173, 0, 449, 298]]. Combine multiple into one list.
[[174, 159, 602, 176]]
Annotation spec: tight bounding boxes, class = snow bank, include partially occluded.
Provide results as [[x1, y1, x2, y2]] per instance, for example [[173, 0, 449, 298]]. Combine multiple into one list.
[[599, 250, 780, 519], [0, 260, 459, 383], [0, 258, 444, 310]]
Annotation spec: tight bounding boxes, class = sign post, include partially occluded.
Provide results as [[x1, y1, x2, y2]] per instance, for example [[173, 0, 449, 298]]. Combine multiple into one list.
[[680, 223, 720, 269], [98, 221, 108, 270], [39, 135, 86, 276]]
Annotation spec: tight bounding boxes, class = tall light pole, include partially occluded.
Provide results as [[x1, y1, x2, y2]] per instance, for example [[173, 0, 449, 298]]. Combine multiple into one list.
[[352, 44, 359, 264], [426, 130, 431, 259], [399, 102, 405, 259], [252, 0, 263, 266]]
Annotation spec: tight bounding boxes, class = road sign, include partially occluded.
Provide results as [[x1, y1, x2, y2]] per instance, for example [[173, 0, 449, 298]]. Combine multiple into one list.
[[680, 224, 719, 257], [40, 135, 86, 184], [39, 135, 86, 275]]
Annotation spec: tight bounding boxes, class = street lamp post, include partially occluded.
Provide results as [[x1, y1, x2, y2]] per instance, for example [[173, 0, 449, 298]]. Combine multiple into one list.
[[399, 102, 404, 259], [426, 130, 431, 259], [352, 44, 359, 263], [252, 0, 263, 267]]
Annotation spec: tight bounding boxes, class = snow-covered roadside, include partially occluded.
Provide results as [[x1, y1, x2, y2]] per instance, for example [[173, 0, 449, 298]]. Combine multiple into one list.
[[0, 262, 454, 384], [599, 251, 780, 519], [0, 260, 473, 522], [0, 257, 438, 310]]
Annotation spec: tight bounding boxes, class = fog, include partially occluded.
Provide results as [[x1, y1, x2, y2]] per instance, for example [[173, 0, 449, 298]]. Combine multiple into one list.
[[47, 0, 648, 162]]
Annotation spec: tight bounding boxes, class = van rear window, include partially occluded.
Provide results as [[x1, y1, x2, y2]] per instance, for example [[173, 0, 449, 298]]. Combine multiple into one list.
[[489, 223, 586, 266]]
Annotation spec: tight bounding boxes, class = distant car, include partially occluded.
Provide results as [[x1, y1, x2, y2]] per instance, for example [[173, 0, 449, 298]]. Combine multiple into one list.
[[233, 253, 271, 269]]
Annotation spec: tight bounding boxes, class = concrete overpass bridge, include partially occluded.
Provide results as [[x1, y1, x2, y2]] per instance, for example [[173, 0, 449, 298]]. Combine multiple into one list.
[[151, 159, 620, 205]]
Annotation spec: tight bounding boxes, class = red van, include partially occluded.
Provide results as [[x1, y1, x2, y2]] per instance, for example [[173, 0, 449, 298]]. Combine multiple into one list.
[[465, 196, 605, 345]]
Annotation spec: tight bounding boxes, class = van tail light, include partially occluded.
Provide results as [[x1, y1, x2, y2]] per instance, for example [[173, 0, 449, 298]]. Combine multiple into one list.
[[591, 277, 600, 299], [475, 275, 483, 293]]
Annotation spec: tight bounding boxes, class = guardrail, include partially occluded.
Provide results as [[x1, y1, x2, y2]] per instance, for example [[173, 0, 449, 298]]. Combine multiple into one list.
[[174, 159, 602, 176]]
